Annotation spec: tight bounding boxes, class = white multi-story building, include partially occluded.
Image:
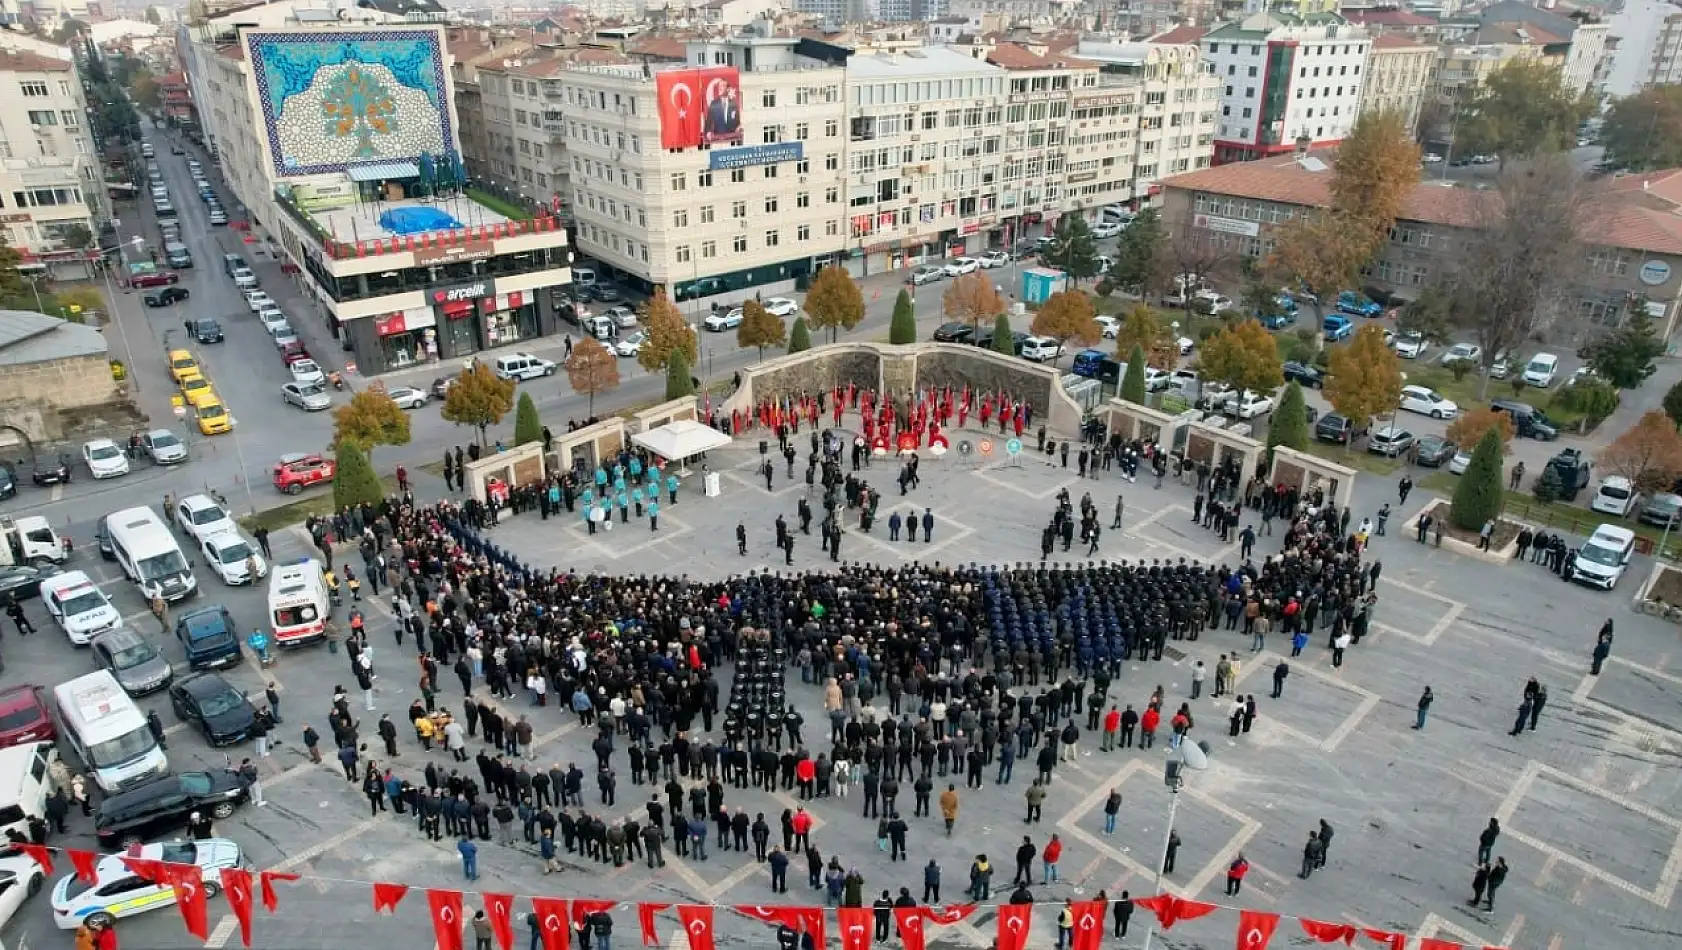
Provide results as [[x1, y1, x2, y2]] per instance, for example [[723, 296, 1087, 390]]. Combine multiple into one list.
[[185, 4, 572, 375], [1201, 11, 1368, 164], [559, 28, 851, 305], [1357, 32, 1433, 136], [1605, 0, 1682, 96], [0, 50, 107, 273], [1075, 35, 1221, 198]]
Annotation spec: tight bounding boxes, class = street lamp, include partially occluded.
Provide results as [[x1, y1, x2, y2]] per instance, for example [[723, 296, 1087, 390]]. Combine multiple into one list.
[[1140, 740, 1210, 950]]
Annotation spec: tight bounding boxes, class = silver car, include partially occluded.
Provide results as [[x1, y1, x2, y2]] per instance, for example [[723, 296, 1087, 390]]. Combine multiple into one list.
[[91, 627, 173, 695], [140, 429, 188, 465], [282, 381, 332, 411], [385, 386, 429, 409]]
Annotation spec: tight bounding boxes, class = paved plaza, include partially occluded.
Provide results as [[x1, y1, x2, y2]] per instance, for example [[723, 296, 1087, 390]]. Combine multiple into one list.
[[5, 421, 1682, 950]]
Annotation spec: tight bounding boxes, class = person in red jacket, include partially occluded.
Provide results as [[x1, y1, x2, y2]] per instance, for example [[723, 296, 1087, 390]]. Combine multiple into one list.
[[1226, 854, 1250, 895], [1042, 834, 1064, 885], [796, 757, 817, 800], [791, 806, 813, 853], [1102, 706, 1121, 751], [1140, 706, 1161, 749]]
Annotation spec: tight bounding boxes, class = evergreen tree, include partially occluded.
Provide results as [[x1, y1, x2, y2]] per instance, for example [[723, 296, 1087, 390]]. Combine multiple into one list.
[[1451, 428, 1506, 531], [788, 316, 812, 353], [1268, 382, 1310, 456], [889, 289, 917, 344], [332, 443, 382, 510], [1121, 344, 1148, 404], [666, 351, 695, 400], [991, 313, 1015, 355], [512, 392, 542, 446]]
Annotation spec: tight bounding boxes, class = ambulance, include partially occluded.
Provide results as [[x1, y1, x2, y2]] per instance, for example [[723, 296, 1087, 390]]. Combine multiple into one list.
[[267, 558, 329, 646]]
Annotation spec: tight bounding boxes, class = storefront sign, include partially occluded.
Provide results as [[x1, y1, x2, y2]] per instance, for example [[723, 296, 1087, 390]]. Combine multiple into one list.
[[961, 222, 980, 235], [1194, 213, 1260, 237], [1068, 171, 1098, 183], [485, 291, 529, 312], [709, 142, 804, 170], [1, 213, 30, 223], [416, 240, 496, 266], [433, 280, 495, 305], [291, 179, 356, 212], [1073, 94, 1133, 107], [374, 313, 409, 336]]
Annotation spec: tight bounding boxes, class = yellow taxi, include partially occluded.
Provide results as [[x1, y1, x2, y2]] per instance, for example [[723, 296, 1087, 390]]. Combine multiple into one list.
[[168, 349, 200, 384], [178, 374, 217, 409], [196, 400, 233, 435]]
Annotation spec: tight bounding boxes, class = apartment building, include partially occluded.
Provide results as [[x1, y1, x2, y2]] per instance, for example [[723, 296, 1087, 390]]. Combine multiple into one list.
[[559, 29, 851, 303], [1075, 36, 1221, 199], [0, 50, 107, 273], [1202, 11, 1369, 165], [1605, 0, 1682, 96], [185, 8, 572, 374], [1358, 33, 1432, 135]]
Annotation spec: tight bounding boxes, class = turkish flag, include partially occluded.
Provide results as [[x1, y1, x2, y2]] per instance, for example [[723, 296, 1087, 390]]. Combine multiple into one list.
[[373, 882, 410, 914], [996, 904, 1032, 950], [639, 903, 671, 947], [220, 869, 254, 947], [169, 865, 210, 940], [798, 906, 828, 950], [895, 908, 926, 950], [678, 905, 715, 950], [838, 906, 873, 950], [1238, 910, 1281, 950], [1420, 940, 1461, 950], [15, 844, 51, 874], [532, 898, 573, 950], [1365, 931, 1407, 950], [428, 889, 465, 950], [1071, 900, 1106, 950], [259, 870, 299, 912], [68, 849, 99, 885], [1300, 920, 1358, 945], [924, 905, 978, 926], [121, 856, 168, 884], [573, 900, 617, 929], [485, 893, 516, 950], [1174, 901, 1218, 927]]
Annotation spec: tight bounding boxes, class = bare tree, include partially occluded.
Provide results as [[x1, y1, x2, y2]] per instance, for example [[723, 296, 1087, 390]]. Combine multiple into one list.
[[1162, 220, 1240, 311], [1434, 155, 1596, 399]]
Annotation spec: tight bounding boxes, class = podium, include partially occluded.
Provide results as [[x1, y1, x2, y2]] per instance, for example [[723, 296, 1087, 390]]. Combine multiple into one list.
[[704, 472, 721, 497]]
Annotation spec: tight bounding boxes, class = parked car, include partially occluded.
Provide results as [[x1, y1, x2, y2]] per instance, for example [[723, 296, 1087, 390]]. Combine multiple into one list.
[[175, 494, 235, 544], [0, 685, 55, 748], [143, 287, 189, 307], [140, 429, 188, 465], [272, 453, 336, 494], [978, 250, 1009, 268], [1228, 391, 1275, 419], [281, 382, 331, 411], [1489, 399, 1560, 441], [612, 330, 647, 358], [1367, 425, 1417, 457], [168, 672, 256, 745], [908, 265, 943, 285], [1393, 333, 1429, 359], [932, 323, 975, 343], [942, 258, 980, 277], [31, 454, 71, 486], [703, 310, 744, 331], [1446, 449, 1473, 474], [1020, 336, 1064, 362], [1590, 476, 1640, 517], [1522, 352, 1560, 387], [1399, 384, 1458, 419], [1440, 343, 1483, 367], [1639, 492, 1682, 528], [188, 318, 223, 344], [1322, 315, 1353, 341], [91, 776, 250, 849], [1545, 448, 1594, 502], [82, 439, 129, 479], [174, 604, 241, 671], [762, 297, 799, 317], [385, 386, 429, 410], [91, 627, 173, 696], [1283, 361, 1324, 388], [1336, 290, 1383, 317], [1414, 435, 1457, 467], [1315, 412, 1365, 445]]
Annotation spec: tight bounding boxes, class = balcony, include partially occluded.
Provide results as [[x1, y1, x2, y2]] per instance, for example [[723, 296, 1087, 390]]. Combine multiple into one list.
[[274, 187, 565, 262]]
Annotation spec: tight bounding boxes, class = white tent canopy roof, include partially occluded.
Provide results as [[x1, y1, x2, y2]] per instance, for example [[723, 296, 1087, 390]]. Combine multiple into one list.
[[630, 419, 732, 461]]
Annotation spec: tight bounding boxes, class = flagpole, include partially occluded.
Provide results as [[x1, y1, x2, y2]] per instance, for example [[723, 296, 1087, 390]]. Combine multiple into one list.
[[1139, 783, 1180, 950]]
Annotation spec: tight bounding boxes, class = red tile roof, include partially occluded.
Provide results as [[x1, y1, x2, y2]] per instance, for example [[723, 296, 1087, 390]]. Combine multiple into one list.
[[1343, 8, 1436, 26], [628, 36, 686, 59], [1371, 33, 1433, 49], [0, 50, 72, 72], [1150, 25, 1207, 45], [986, 42, 1094, 69]]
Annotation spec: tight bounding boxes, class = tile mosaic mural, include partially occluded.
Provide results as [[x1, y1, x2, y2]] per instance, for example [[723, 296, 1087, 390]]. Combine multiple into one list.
[[246, 29, 457, 178]]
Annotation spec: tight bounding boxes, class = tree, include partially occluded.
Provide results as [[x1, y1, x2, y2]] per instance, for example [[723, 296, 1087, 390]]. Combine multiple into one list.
[[332, 443, 383, 510], [1394, 284, 1462, 344], [512, 392, 542, 446], [787, 316, 812, 354], [1269, 382, 1310, 456], [666, 351, 695, 400], [1455, 57, 1594, 162], [1601, 410, 1682, 493], [804, 265, 864, 343], [1600, 87, 1682, 171], [889, 289, 917, 344], [566, 338, 619, 415], [1329, 110, 1422, 242], [1451, 428, 1506, 531], [1110, 208, 1166, 294], [59, 225, 93, 250], [1664, 379, 1682, 430], [736, 299, 787, 359], [1584, 305, 1666, 389], [991, 313, 1015, 355], [1030, 291, 1100, 351], [1121, 344, 1149, 404], [1196, 318, 1283, 395], [1040, 214, 1102, 284], [131, 75, 160, 111], [1446, 407, 1516, 454], [440, 362, 515, 444], [1265, 211, 1376, 317], [635, 288, 696, 375], [333, 388, 411, 459], [1433, 155, 1593, 398], [943, 272, 1006, 331], [1325, 324, 1404, 428], [1112, 304, 1178, 370]]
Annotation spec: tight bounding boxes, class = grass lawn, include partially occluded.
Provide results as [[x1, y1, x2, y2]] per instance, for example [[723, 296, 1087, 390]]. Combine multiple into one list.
[[466, 188, 533, 221], [1418, 471, 1682, 557], [238, 476, 398, 534], [1303, 441, 1403, 475]]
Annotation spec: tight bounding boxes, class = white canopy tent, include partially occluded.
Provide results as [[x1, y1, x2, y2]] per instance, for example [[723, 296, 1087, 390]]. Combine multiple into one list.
[[630, 419, 733, 474]]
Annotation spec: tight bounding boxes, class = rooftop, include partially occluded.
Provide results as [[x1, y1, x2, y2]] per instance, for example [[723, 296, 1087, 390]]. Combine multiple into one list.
[[1370, 32, 1435, 49], [0, 49, 73, 72], [846, 46, 1002, 78], [1149, 25, 1208, 45], [1343, 7, 1438, 27], [302, 193, 512, 245], [0, 310, 107, 367], [984, 42, 1095, 70]]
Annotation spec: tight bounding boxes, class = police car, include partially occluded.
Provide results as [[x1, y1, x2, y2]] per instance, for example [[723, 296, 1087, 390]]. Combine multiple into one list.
[[51, 839, 244, 929], [40, 571, 122, 646]]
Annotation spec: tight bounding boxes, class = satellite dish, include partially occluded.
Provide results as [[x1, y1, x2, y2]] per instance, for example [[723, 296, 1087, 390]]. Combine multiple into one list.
[[1180, 741, 1209, 771]]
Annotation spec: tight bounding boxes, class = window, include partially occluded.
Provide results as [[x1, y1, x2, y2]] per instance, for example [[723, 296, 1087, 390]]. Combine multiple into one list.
[[675, 245, 691, 263], [699, 205, 715, 224], [765, 230, 779, 247], [764, 165, 777, 178], [702, 240, 717, 259], [673, 209, 688, 227], [732, 200, 747, 219], [733, 235, 748, 253], [797, 192, 810, 208], [26, 111, 56, 126], [825, 220, 839, 236], [19, 81, 45, 97], [796, 122, 809, 139], [826, 187, 839, 203], [826, 119, 840, 137], [763, 125, 781, 144], [670, 173, 686, 191], [765, 196, 779, 213], [762, 90, 777, 108], [730, 168, 746, 183], [698, 170, 713, 187], [797, 224, 810, 241], [825, 154, 839, 171]]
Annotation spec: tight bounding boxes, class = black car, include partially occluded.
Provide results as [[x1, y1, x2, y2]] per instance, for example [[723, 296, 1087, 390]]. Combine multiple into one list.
[[144, 287, 190, 307], [94, 516, 115, 560], [0, 462, 14, 500], [94, 770, 250, 848], [1314, 412, 1366, 445], [189, 318, 223, 344], [973, 330, 1029, 355], [1415, 435, 1457, 467], [0, 564, 60, 602], [1283, 361, 1324, 388], [30, 454, 71, 486], [591, 284, 623, 303], [932, 322, 975, 344], [169, 672, 255, 746]]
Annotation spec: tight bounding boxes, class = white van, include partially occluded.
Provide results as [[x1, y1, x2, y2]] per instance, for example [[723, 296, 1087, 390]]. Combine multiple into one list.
[[1590, 476, 1640, 517], [1571, 524, 1637, 590], [493, 353, 557, 381], [40, 571, 122, 645], [268, 558, 329, 647], [1523, 353, 1559, 387], [1100, 204, 1136, 226], [0, 742, 57, 842], [573, 267, 597, 289], [107, 506, 197, 602], [52, 672, 167, 793], [2, 515, 66, 565]]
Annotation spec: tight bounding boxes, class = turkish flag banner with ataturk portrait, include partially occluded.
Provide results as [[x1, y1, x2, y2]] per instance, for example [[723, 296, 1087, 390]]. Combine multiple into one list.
[[656, 67, 743, 149]]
